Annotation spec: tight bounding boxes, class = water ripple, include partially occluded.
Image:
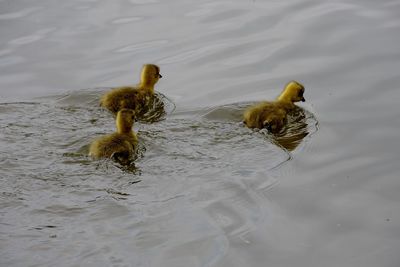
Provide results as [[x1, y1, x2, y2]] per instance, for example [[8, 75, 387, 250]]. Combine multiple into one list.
[[0, 7, 42, 20], [159, 43, 229, 64], [2, 0, 398, 266], [0, 56, 25, 67], [128, 0, 159, 5], [114, 40, 168, 53], [111, 16, 143, 24], [8, 28, 56, 46]]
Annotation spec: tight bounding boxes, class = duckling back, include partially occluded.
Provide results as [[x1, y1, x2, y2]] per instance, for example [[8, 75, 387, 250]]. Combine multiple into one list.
[[100, 64, 162, 115], [243, 101, 270, 129], [100, 87, 149, 115], [89, 109, 138, 164], [244, 102, 286, 132], [89, 132, 138, 160], [261, 109, 287, 133]]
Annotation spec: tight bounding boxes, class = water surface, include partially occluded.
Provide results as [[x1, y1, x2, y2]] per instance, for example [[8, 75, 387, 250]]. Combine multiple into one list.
[[1, 0, 400, 266]]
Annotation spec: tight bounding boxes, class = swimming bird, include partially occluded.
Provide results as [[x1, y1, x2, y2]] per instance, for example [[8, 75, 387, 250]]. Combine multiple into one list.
[[89, 109, 138, 165], [243, 81, 305, 133], [100, 64, 162, 115]]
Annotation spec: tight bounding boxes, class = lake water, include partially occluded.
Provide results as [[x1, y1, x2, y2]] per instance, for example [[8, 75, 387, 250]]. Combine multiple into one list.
[[1, 0, 400, 266]]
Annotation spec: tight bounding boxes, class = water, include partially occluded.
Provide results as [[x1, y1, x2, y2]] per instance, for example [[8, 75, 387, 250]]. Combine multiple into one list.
[[1, 0, 400, 266]]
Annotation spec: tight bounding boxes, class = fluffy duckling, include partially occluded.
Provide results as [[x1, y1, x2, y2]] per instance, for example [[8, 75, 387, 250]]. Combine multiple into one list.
[[100, 64, 162, 115], [243, 81, 305, 133], [89, 109, 138, 164]]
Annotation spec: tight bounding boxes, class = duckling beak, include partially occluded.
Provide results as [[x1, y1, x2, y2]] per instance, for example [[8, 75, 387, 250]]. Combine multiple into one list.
[[159, 74, 162, 78], [301, 96, 305, 102]]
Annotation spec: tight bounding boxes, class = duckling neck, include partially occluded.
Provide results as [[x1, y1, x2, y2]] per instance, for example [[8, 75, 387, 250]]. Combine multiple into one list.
[[277, 96, 291, 103], [277, 89, 295, 102], [138, 81, 155, 93], [276, 96, 295, 108], [277, 91, 290, 102], [116, 121, 134, 135], [117, 127, 133, 135]]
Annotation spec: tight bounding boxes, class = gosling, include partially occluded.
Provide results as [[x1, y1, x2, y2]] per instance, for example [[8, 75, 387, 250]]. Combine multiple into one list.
[[89, 109, 138, 164], [100, 64, 162, 115], [243, 81, 305, 133]]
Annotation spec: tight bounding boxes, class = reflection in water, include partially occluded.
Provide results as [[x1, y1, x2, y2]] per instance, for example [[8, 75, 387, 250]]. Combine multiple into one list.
[[138, 92, 176, 123], [202, 103, 317, 152], [268, 106, 312, 151]]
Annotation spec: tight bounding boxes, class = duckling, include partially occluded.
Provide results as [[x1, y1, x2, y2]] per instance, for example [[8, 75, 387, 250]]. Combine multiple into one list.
[[243, 81, 305, 133], [89, 109, 138, 165], [100, 64, 162, 115]]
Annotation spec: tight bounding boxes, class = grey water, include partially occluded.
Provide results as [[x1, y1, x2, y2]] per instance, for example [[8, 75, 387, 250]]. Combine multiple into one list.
[[1, 0, 400, 266]]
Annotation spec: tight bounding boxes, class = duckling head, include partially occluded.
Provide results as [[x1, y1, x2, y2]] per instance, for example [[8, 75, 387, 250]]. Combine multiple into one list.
[[277, 81, 305, 103], [116, 108, 136, 134], [140, 64, 162, 90]]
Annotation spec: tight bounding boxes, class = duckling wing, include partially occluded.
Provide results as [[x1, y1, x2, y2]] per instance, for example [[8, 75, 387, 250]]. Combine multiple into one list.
[[111, 137, 137, 165], [110, 143, 134, 164], [260, 105, 287, 130], [100, 87, 139, 114], [89, 133, 134, 159], [244, 101, 271, 128], [244, 101, 289, 131]]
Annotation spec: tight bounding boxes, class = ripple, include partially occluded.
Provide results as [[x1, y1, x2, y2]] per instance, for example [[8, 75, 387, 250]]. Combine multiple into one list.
[[128, 0, 159, 4], [0, 56, 25, 67], [159, 43, 228, 64], [301, 2, 357, 20], [32, 205, 87, 217], [1, 0, 399, 266], [0, 7, 42, 20], [184, 3, 218, 17], [53, 89, 175, 123], [114, 40, 168, 53], [0, 49, 13, 57], [5, 89, 298, 184], [111, 16, 143, 24], [201, 103, 318, 152], [200, 9, 248, 23], [9, 28, 55, 46], [9, 35, 43, 45]]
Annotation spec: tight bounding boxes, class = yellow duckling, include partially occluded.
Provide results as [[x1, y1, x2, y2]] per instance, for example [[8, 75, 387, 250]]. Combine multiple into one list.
[[100, 64, 162, 115], [89, 109, 138, 164], [243, 81, 305, 133]]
